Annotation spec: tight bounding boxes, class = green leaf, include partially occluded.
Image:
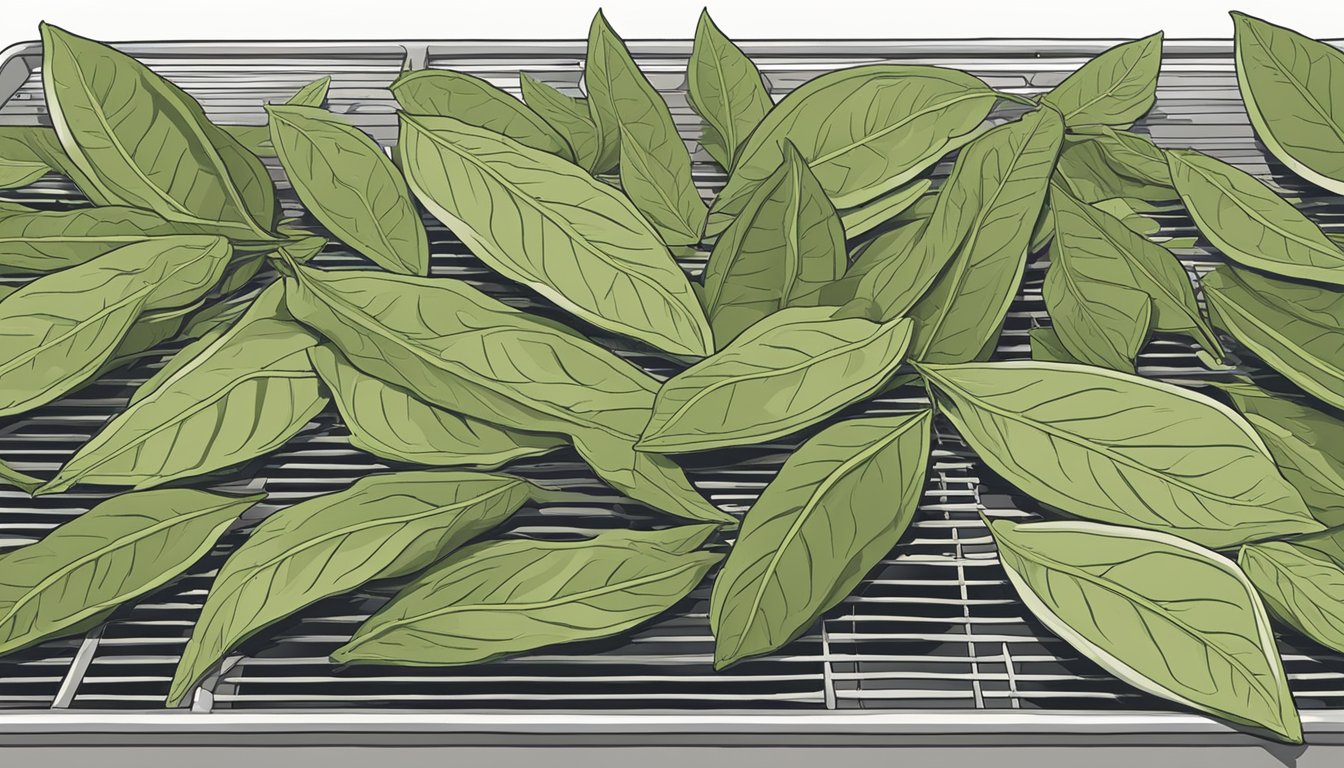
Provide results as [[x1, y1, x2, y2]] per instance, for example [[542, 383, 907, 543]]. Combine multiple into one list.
[[907, 108, 1064, 362], [711, 411, 931, 667], [330, 526, 722, 666], [309, 344, 566, 468], [6, 125, 111, 204], [268, 105, 428, 276], [1029, 326, 1081, 364], [206, 122, 279, 233], [702, 142, 846, 345], [0, 128, 50, 188], [638, 308, 912, 453], [219, 76, 332, 156], [399, 112, 712, 355], [166, 470, 535, 705], [1241, 541, 1344, 657], [708, 64, 997, 233], [991, 519, 1301, 744], [0, 460, 43, 495], [41, 286, 326, 494], [1040, 33, 1163, 127], [688, 9, 773, 169], [1044, 186, 1154, 372], [1233, 12, 1344, 196], [0, 235, 232, 418], [838, 179, 933, 240], [1203, 266, 1344, 411], [1218, 381, 1344, 528], [1169, 149, 1344, 284], [920, 360, 1321, 548], [1055, 127, 1175, 203], [1091, 196, 1160, 236], [587, 12, 706, 245], [40, 24, 274, 240], [284, 266, 732, 525], [392, 70, 572, 161], [0, 205, 211, 274], [823, 217, 928, 308], [0, 489, 263, 658], [519, 74, 602, 172]]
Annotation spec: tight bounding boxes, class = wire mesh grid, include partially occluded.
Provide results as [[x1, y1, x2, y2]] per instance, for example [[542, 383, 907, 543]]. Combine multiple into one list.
[[0, 37, 1342, 717]]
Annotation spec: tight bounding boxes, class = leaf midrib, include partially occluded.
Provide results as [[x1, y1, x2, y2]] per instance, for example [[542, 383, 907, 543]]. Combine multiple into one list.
[[808, 89, 990, 168]]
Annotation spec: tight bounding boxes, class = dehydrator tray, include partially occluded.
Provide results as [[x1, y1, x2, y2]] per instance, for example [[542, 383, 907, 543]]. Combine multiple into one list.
[[1, 35, 1344, 756]]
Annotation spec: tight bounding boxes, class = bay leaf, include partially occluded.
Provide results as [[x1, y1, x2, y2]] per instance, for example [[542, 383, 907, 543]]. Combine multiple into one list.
[[392, 70, 572, 161], [823, 216, 928, 307], [41, 286, 326, 493], [519, 74, 601, 172], [0, 235, 232, 418], [711, 411, 931, 667], [1234, 12, 1344, 196], [1040, 32, 1163, 127], [707, 64, 997, 232], [992, 518, 1301, 743], [701, 141, 846, 345], [399, 112, 712, 355], [1169, 149, 1344, 284], [588, 12, 706, 245], [41, 24, 274, 240], [220, 75, 332, 155], [206, 121, 279, 233], [1218, 381, 1344, 527], [919, 360, 1321, 548], [1055, 126, 1175, 203], [1203, 266, 1344, 411], [1029, 326, 1081, 364], [0, 128, 49, 188], [330, 526, 722, 666], [1241, 541, 1344, 657], [688, 9, 773, 170], [8, 125, 111, 204], [0, 205, 209, 274], [638, 308, 913, 453], [574, 431, 735, 527], [0, 460, 43, 495], [0, 489, 263, 658], [309, 344, 566, 468], [268, 105, 428, 276], [907, 107, 1064, 362], [166, 470, 536, 705], [838, 179, 933, 240]]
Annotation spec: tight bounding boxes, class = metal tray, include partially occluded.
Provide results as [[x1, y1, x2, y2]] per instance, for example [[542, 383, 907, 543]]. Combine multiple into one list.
[[1, 36, 1344, 756]]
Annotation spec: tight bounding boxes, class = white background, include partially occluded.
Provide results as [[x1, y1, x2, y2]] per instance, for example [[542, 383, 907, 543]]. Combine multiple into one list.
[[1, 0, 1341, 50]]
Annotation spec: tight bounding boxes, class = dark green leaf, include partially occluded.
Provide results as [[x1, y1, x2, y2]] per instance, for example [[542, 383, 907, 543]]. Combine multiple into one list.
[[330, 526, 722, 666], [1055, 127, 1175, 203], [919, 360, 1321, 548], [392, 70, 572, 161], [1040, 33, 1163, 127], [822, 217, 927, 307], [992, 518, 1301, 743], [711, 411, 930, 667], [688, 9, 773, 169], [1241, 541, 1344, 657], [702, 142, 846, 344], [638, 308, 912, 453], [166, 470, 535, 705], [838, 179, 932, 239], [399, 112, 712, 355], [0, 489, 262, 657], [0, 128, 49, 188], [519, 74, 602, 172]]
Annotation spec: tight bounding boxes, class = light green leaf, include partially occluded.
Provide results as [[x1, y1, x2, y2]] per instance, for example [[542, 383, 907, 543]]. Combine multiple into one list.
[[1029, 326, 1081, 364], [6, 125, 110, 204], [708, 65, 997, 232], [688, 9, 773, 169], [0, 460, 43, 495], [0, 235, 232, 418], [1203, 266, 1344, 411], [166, 470, 536, 705], [392, 70, 572, 161], [587, 12, 706, 245], [219, 76, 333, 155], [330, 526, 722, 666], [0, 128, 49, 188], [573, 431, 735, 526], [519, 74, 602, 172], [0, 489, 263, 658], [1169, 149, 1344, 284], [711, 411, 931, 667], [0, 205, 210, 274], [638, 308, 912, 453], [268, 105, 428, 275], [1041, 33, 1163, 127], [919, 360, 1321, 548], [1234, 12, 1344, 196], [399, 112, 711, 355], [702, 142, 846, 345], [41, 24, 274, 240], [823, 217, 928, 308], [1055, 127, 1175, 202], [908, 107, 1064, 362], [1241, 541, 1344, 656], [1091, 196, 1160, 236], [992, 519, 1301, 743], [838, 179, 933, 240], [206, 121, 279, 233], [309, 344, 565, 468], [1044, 185, 1155, 372]]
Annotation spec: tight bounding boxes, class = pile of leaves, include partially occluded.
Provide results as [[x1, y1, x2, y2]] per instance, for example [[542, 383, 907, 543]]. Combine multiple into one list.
[[0, 10, 1342, 742]]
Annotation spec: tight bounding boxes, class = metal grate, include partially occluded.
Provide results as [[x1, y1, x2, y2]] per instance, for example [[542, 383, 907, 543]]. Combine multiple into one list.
[[1, 37, 1343, 719]]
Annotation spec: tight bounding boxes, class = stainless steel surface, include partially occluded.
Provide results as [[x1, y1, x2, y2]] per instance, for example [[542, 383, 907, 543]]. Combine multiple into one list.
[[0, 36, 1342, 741]]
